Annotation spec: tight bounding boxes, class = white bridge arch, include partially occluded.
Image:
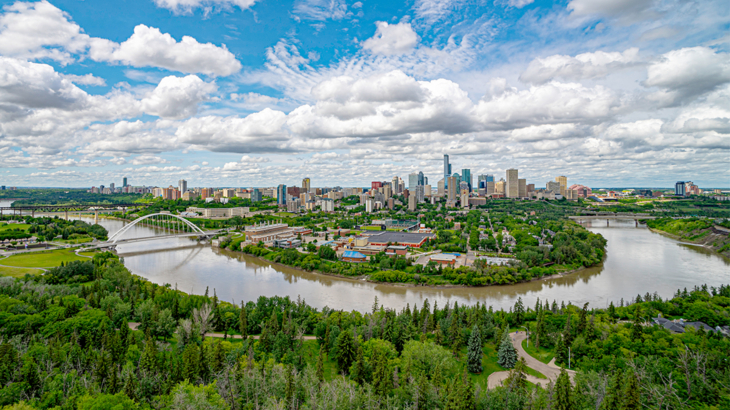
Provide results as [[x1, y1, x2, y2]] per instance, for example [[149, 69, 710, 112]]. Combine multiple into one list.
[[108, 213, 206, 243]]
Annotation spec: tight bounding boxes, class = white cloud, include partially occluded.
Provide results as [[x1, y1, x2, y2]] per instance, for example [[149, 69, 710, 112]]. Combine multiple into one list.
[[130, 155, 170, 165], [520, 48, 640, 84], [0, 57, 89, 111], [506, 0, 534, 8], [152, 0, 258, 14], [89, 25, 241, 77], [362, 22, 419, 56], [0, 2, 241, 76], [292, 0, 347, 21], [141, 75, 217, 119], [567, 0, 656, 22], [644, 47, 730, 106], [62, 73, 106, 86]]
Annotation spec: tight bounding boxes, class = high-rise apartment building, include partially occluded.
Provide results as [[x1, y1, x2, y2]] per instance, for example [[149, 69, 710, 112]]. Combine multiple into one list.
[[447, 176, 457, 201], [392, 176, 400, 194], [302, 177, 311, 192], [444, 155, 452, 189], [555, 176, 567, 196], [506, 169, 519, 198], [372, 181, 383, 190], [486, 181, 495, 195], [518, 179, 527, 198], [461, 169, 472, 192], [408, 194, 416, 211], [438, 179, 445, 196], [123, 177, 128, 187], [675, 181, 686, 196], [178, 179, 187, 193], [277, 184, 287, 205], [546, 181, 561, 193], [408, 173, 419, 189], [414, 185, 425, 203]]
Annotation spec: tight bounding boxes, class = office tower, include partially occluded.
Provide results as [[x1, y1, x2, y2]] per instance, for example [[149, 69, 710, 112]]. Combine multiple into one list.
[[277, 184, 286, 205], [178, 179, 187, 193], [123, 177, 128, 187], [424, 185, 431, 197], [546, 181, 561, 193], [408, 194, 416, 211], [372, 181, 383, 190], [302, 177, 311, 192], [109, 183, 115, 191], [486, 181, 495, 195], [495, 180, 505, 194], [444, 155, 452, 189], [418, 171, 424, 186], [252, 188, 262, 202], [518, 179, 526, 198], [409, 173, 419, 189], [438, 179, 445, 196], [392, 176, 400, 194], [675, 181, 686, 196], [415, 185, 425, 203], [478, 175, 487, 189], [506, 169, 519, 198], [366, 199, 374, 213], [447, 176, 457, 200], [452, 173, 461, 188], [424, 176, 428, 186], [461, 169, 472, 192], [383, 184, 392, 199], [555, 176, 567, 196]]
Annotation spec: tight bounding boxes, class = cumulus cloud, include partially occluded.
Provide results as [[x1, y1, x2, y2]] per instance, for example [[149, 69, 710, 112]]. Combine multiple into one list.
[[141, 75, 217, 119], [568, 0, 656, 23], [175, 109, 289, 152], [520, 48, 640, 84], [0, 2, 241, 76], [0, 57, 89, 111], [362, 22, 419, 55], [152, 0, 258, 13], [644, 47, 730, 106], [62, 73, 106, 86], [130, 155, 170, 165]]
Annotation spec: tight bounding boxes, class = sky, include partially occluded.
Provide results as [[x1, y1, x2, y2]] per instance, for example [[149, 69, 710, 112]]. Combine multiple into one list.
[[0, 0, 728, 189]]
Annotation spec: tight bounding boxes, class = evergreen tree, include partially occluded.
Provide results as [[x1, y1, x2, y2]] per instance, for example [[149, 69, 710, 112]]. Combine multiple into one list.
[[577, 303, 589, 334], [563, 314, 573, 347], [554, 368, 574, 410], [212, 340, 224, 373], [631, 305, 643, 341], [555, 335, 568, 366], [513, 297, 525, 325], [608, 301, 616, 322], [505, 357, 528, 392], [334, 330, 356, 374], [602, 366, 622, 410], [123, 369, 139, 401], [316, 346, 325, 383], [140, 337, 158, 372], [199, 343, 210, 382], [285, 365, 295, 409], [350, 346, 366, 384], [239, 305, 248, 338], [623, 369, 641, 410], [467, 325, 483, 374], [182, 343, 199, 382], [461, 369, 476, 410], [497, 328, 517, 368], [372, 351, 391, 397], [21, 357, 40, 393]]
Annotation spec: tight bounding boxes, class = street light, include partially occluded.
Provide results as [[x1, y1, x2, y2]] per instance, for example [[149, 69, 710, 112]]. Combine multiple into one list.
[[521, 325, 529, 347]]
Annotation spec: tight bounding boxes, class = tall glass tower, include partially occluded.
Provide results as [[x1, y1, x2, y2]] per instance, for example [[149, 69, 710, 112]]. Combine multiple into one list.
[[444, 155, 452, 189]]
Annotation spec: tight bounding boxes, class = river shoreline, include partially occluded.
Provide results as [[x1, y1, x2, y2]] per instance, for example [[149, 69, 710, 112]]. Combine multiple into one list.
[[648, 227, 730, 259]]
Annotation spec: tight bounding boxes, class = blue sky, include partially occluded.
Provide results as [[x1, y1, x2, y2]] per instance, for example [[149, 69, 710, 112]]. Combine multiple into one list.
[[0, 0, 728, 188]]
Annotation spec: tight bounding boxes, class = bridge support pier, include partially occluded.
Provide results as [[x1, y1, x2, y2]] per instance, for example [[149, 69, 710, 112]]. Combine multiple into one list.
[[94, 210, 99, 225], [607, 219, 609, 227], [65, 211, 68, 220]]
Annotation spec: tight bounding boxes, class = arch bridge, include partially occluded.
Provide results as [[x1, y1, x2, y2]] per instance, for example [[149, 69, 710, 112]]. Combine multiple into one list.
[[89, 213, 223, 248]]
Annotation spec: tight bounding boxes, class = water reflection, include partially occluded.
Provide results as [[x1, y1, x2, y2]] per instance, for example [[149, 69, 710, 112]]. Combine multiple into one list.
[[76, 216, 730, 312]]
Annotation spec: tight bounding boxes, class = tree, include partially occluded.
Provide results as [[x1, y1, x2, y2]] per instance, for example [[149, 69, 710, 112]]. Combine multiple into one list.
[[602, 366, 622, 410], [505, 357, 528, 392], [497, 328, 517, 369], [170, 380, 229, 410], [514, 297, 525, 325], [315, 346, 325, 383], [335, 330, 356, 374], [623, 369, 641, 410], [555, 335, 568, 366], [554, 368, 574, 410], [467, 325, 482, 374], [631, 305, 643, 341], [349, 346, 366, 385], [140, 337, 158, 372], [372, 351, 390, 396], [156, 309, 176, 339], [238, 305, 247, 338]]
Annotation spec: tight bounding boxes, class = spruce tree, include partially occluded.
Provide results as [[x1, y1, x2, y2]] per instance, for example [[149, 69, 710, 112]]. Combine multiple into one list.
[[461, 369, 476, 410], [212, 340, 224, 373], [123, 369, 139, 401], [285, 365, 295, 409], [497, 328, 517, 369], [505, 357, 528, 392], [140, 337, 158, 372], [239, 305, 248, 338], [350, 346, 366, 384], [555, 335, 568, 366], [335, 330, 356, 374], [623, 369, 641, 410], [563, 314, 573, 347], [631, 305, 643, 341], [182, 343, 199, 382], [514, 297, 525, 325], [467, 325, 483, 373], [372, 351, 391, 397], [602, 366, 622, 410], [554, 368, 573, 410], [316, 346, 325, 383]]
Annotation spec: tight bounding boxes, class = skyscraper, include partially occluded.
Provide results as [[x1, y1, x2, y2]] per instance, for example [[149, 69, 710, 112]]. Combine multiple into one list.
[[675, 181, 686, 196], [302, 177, 311, 192], [178, 179, 187, 193], [518, 179, 526, 198], [277, 184, 287, 205], [252, 188, 262, 202], [418, 171, 424, 186], [555, 176, 567, 196], [123, 177, 128, 187], [461, 169, 472, 192], [447, 176, 457, 201], [444, 155, 452, 189], [506, 169, 519, 198], [408, 173, 419, 189]]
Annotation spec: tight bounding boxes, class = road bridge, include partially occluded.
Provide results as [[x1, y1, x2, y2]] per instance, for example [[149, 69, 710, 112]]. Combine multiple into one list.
[[0, 203, 147, 220], [569, 214, 657, 227]]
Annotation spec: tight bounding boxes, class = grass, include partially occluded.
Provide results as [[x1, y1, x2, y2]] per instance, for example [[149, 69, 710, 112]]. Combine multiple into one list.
[[1, 248, 89, 268], [0, 266, 43, 277], [56, 236, 92, 244], [522, 339, 554, 364], [361, 226, 383, 231]]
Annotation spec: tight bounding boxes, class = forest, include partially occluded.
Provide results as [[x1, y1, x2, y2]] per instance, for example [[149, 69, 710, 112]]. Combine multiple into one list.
[[0, 256, 728, 409]]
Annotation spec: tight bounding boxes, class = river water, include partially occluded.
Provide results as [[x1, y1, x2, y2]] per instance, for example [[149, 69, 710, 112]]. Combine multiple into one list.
[[67, 216, 726, 312]]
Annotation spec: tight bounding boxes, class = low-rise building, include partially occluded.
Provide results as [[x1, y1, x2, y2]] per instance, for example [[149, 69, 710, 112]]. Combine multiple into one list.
[[245, 221, 295, 243], [186, 207, 249, 218], [341, 251, 367, 263], [429, 253, 457, 265], [273, 238, 301, 249], [367, 232, 435, 248]]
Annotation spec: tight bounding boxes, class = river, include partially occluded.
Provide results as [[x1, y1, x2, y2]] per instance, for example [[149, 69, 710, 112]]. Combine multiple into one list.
[[66, 216, 726, 312]]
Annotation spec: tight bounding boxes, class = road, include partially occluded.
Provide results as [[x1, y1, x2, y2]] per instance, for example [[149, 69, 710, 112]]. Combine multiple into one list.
[[127, 322, 317, 340], [487, 331, 576, 389]]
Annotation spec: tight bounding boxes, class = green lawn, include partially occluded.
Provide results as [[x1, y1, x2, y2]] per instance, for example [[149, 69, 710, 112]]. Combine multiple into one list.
[[522, 339, 554, 364], [0, 223, 31, 232], [361, 226, 383, 231], [56, 236, 93, 244], [1, 248, 89, 268], [0, 266, 43, 277]]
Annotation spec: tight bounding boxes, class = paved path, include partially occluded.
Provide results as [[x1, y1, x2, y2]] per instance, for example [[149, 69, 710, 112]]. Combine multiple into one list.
[[487, 331, 576, 389], [127, 322, 317, 340]]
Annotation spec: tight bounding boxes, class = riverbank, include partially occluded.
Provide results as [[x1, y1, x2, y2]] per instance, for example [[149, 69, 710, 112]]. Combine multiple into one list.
[[647, 225, 730, 259]]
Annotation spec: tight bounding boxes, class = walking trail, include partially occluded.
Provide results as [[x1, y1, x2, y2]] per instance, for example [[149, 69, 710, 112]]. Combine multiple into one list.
[[487, 331, 576, 388]]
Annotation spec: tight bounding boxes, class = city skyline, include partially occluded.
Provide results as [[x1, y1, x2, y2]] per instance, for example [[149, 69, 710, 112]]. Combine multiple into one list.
[[0, 0, 728, 188]]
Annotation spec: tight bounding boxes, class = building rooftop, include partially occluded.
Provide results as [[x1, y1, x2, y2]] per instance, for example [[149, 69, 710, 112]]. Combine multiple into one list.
[[367, 232, 435, 244], [342, 251, 367, 259]]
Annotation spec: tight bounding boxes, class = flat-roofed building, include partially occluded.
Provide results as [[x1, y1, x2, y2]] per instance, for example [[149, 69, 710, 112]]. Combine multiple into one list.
[[246, 221, 295, 243], [341, 251, 367, 263], [367, 232, 435, 248], [506, 169, 519, 198], [429, 253, 457, 265], [186, 207, 249, 218]]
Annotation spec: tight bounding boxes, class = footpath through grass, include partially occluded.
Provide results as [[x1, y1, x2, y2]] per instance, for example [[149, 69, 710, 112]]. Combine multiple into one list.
[[1, 248, 89, 268], [522, 339, 554, 364]]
